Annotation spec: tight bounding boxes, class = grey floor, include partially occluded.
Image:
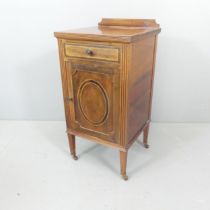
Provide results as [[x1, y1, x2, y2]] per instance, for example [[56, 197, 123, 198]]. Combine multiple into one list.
[[0, 121, 210, 210]]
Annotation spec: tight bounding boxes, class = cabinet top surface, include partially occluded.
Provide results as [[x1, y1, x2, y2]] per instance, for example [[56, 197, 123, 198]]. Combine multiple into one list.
[[54, 18, 161, 43]]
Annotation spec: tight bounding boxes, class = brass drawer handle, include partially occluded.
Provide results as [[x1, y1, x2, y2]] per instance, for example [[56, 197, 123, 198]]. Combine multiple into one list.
[[85, 49, 94, 56]]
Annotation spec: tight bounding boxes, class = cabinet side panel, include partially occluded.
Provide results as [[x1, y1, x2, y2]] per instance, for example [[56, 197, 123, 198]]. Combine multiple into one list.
[[127, 36, 156, 143]]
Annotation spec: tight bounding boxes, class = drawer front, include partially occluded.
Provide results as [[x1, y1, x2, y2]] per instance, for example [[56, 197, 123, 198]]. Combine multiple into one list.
[[65, 44, 119, 62]]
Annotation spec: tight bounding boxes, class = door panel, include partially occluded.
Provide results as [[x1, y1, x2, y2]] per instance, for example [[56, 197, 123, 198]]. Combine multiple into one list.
[[65, 59, 120, 143]]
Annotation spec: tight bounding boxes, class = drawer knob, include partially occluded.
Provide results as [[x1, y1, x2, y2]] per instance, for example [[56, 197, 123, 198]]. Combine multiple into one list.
[[66, 97, 73, 102], [85, 49, 94, 56]]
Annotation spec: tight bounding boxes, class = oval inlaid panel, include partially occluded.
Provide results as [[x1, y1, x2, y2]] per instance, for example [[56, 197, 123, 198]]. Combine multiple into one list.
[[78, 80, 108, 125]]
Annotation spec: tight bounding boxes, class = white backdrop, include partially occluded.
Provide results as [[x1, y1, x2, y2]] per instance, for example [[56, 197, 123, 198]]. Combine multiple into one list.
[[0, 0, 210, 122]]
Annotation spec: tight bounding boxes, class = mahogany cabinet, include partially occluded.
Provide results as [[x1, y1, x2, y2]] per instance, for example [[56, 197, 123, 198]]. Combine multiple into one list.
[[54, 18, 161, 180]]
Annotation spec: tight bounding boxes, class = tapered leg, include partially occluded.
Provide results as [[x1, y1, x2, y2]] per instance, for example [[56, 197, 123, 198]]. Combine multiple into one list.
[[68, 134, 78, 160], [120, 151, 128, 181], [143, 123, 150, 148]]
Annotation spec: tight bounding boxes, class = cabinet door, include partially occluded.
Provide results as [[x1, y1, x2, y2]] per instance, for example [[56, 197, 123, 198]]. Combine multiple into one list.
[[65, 59, 120, 143]]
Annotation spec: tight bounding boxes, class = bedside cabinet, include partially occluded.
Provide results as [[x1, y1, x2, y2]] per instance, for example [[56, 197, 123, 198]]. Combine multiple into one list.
[[54, 18, 161, 180]]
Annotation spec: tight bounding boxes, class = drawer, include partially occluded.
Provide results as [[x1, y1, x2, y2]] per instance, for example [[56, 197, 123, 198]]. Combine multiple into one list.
[[65, 44, 119, 62]]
